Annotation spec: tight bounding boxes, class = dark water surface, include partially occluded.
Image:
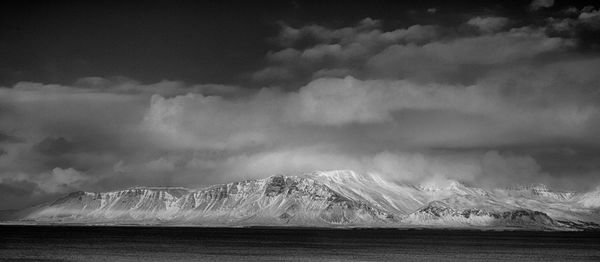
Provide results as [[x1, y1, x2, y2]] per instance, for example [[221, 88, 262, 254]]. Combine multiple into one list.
[[1, 225, 599, 261]]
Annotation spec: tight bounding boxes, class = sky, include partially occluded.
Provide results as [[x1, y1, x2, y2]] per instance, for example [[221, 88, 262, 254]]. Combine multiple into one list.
[[1, 0, 600, 209]]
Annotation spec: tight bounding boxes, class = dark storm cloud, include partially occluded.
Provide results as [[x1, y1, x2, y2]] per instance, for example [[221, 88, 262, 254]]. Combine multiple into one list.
[[2, 1, 600, 209]]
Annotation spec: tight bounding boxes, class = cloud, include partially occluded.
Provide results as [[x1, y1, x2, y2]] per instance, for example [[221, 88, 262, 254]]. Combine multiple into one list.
[[212, 147, 563, 189], [1, 68, 600, 209], [466, 16, 510, 33], [290, 76, 598, 147], [2, 14, 600, 209], [72, 77, 246, 97], [545, 6, 600, 34], [0, 131, 21, 143], [529, 0, 554, 11], [251, 67, 295, 82], [39, 167, 90, 193], [254, 20, 440, 86], [276, 18, 383, 47], [0, 79, 250, 207], [143, 90, 281, 151], [33, 137, 73, 156], [257, 17, 575, 86], [287, 77, 397, 125], [140, 73, 599, 152], [372, 150, 549, 188], [217, 146, 364, 180], [579, 7, 600, 29], [0, 167, 90, 195], [368, 27, 573, 81]]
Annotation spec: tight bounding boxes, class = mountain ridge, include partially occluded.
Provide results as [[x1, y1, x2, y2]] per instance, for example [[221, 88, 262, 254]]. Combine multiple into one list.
[[4, 170, 600, 230]]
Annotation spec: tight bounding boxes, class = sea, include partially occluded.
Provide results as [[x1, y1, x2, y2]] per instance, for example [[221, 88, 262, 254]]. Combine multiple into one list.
[[1, 225, 599, 261]]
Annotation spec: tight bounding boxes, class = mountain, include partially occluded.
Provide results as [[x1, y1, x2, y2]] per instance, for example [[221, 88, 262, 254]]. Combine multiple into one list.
[[4, 170, 600, 230]]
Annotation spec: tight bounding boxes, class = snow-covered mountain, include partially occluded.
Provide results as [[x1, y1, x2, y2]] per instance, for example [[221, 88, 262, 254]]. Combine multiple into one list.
[[6, 170, 600, 230]]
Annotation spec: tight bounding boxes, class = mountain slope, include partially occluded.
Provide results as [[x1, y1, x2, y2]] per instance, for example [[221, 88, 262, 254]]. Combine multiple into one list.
[[8, 170, 600, 230]]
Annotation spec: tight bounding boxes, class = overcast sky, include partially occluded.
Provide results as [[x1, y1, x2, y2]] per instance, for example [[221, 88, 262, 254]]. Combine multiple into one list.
[[1, 0, 600, 209]]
